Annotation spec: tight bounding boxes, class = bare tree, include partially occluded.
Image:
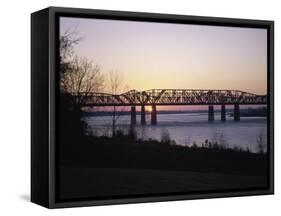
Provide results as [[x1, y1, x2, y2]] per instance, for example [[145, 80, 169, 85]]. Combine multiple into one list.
[[59, 30, 104, 105], [161, 128, 171, 144], [59, 28, 105, 137], [256, 130, 266, 154], [107, 70, 128, 137], [218, 132, 228, 149], [62, 56, 104, 104], [185, 135, 191, 146], [59, 29, 81, 89], [60, 29, 81, 63]]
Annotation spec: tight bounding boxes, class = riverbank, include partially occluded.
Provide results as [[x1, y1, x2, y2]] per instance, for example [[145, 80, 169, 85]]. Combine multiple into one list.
[[59, 133, 268, 200], [60, 134, 268, 176]]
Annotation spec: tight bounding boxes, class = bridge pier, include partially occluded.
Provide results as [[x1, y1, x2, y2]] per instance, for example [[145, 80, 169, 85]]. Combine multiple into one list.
[[221, 105, 226, 121], [234, 104, 240, 121], [131, 106, 136, 125], [151, 105, 157, 125], [208, 105, 214, 121], [141, 105, 146, 125]]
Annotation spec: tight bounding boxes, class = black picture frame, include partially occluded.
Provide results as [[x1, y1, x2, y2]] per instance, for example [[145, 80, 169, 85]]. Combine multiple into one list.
[[31, 6, 274, 208]]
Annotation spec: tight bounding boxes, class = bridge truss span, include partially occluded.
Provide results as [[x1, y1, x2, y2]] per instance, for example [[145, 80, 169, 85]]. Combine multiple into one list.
[[75, 89, 267, 107]]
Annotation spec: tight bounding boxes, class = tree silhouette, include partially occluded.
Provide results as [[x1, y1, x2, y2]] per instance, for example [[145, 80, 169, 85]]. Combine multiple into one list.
[[107, 70, 128, 137], [62, 56, 104, 105], [59, 29, 104, 140], [256, 130, 266, 154], [59, 30, 104, 102]]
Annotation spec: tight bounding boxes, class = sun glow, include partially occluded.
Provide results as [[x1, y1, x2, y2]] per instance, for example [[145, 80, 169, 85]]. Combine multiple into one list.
[[60, 17, 267, 95], [148, 107, 152, 112]]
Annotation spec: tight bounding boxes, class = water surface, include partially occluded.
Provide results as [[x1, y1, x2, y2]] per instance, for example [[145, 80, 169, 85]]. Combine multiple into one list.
[[85, 112, 267, 153]]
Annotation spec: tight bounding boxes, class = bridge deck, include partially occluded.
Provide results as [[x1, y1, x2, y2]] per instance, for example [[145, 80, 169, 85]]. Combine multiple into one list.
[[67, 89, 267, 107]]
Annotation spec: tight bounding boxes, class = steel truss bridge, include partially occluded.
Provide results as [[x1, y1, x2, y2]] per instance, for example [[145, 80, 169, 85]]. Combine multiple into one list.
[[71, 89, 267, 125], [75, 89, 267, 106]]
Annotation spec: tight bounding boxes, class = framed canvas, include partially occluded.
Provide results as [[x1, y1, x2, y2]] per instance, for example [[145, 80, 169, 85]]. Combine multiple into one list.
[[31, 7, 274, 208]]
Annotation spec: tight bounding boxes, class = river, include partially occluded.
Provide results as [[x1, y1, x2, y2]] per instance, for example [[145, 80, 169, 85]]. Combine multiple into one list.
[[84, 112, 267, 153]]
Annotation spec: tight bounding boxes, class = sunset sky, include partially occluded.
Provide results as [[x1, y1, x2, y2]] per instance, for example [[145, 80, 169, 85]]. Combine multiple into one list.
[[60, 17, 267, 96]]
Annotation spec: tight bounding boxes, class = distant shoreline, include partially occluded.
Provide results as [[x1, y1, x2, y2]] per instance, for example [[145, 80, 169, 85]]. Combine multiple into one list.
[[83, 107, 267, 117]]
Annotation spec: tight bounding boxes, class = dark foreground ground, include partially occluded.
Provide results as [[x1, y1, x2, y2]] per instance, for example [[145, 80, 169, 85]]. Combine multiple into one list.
[[59, 167, 267, 200], [58, 135, 268, 200]]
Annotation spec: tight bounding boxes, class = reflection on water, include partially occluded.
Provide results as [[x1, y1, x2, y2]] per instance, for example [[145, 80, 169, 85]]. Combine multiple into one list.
[[84, 113, 267, 153]]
